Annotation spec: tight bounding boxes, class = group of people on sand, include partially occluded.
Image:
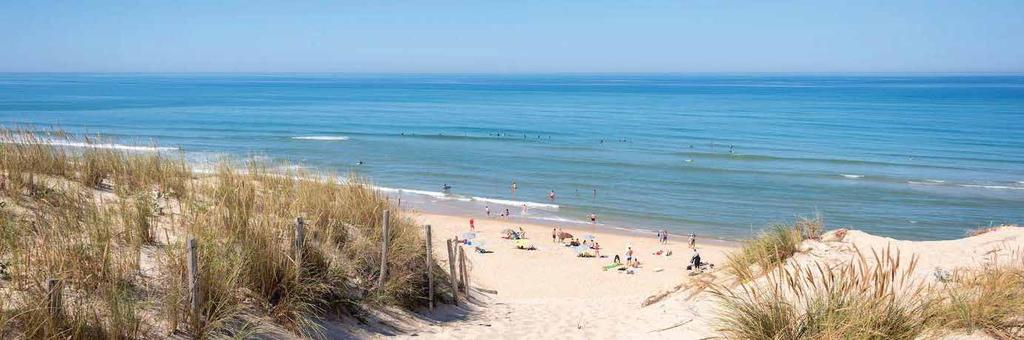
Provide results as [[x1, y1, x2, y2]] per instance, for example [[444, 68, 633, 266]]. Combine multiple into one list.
[[612, 246, 641, 268], [470, 208, 707, 273], [655, 230, 697, 248]]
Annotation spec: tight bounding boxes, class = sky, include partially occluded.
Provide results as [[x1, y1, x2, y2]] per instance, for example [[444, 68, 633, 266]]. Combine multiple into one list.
[[1, 0, 1022, 73]]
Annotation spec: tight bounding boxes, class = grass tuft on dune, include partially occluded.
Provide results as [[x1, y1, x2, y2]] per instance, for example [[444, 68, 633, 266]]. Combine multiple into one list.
[[714, 218, 1024, 340]]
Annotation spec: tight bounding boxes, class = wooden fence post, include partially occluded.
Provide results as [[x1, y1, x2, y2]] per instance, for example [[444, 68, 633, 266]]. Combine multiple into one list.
[[187, 238, 201, 323], [47, 278, 62, 326], [446, 238, 458, 306], [378, 210, 390, 288], [425, 224, 434, 311], [458, 245, 469, 294], [294, 217, 305, 273]]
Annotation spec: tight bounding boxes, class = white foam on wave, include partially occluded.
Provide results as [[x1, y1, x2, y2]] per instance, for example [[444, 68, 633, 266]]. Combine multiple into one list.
[[291, 136, 350, 141], [470, 196, 559, 210], [375, 186, 558, 209], [907, 180, 942, 186], [532, 216, 590, 225], [959, 184, 1024, 191], [376, 186, 472, 202], [377, 186, 447, 199], [840, 174, 864, 179], [3, 139, 177, 152]]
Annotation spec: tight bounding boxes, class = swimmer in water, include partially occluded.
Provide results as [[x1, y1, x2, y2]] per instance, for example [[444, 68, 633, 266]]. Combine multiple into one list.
[[548, 190, 556, 201]]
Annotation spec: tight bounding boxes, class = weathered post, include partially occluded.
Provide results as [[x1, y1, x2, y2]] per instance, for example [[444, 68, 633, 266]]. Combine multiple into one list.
[[378, 210, 390, 288], [294, 217, 305, 273], [425, 224, 434, 310], [187, 238, 201, 323], [463, 247, 470, 293], [47, 278, 63, 325], [458, 245, 469, 294], [446, 238, 458, 305]]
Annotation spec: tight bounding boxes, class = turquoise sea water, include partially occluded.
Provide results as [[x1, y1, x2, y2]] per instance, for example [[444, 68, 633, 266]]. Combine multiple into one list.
[[1, 74, 1022, 240]]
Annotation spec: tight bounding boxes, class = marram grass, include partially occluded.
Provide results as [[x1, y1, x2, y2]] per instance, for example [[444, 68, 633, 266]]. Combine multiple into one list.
[[0, 128, 450, 339]]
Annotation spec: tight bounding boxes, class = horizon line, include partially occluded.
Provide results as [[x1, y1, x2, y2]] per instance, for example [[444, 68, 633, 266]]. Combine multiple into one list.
[[2, 71, 1024, 76]]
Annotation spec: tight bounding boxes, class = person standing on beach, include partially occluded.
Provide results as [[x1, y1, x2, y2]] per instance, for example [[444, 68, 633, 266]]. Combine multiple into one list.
[[656, 230, 663, 243], [552, 228, 557, 243], [521, 203, 528, 215], [469, 218, 475, 231], [485, 205, 491, 217], [663, 230, 669, 244], [505, 208, 511, 219], [688, 233, 696, 249]]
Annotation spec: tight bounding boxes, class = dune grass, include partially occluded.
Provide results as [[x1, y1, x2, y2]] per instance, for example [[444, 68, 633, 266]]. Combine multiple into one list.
[[715, 219, 1024, 339], [725, 224, 804, 282], [0, 128, 447, 339], [934, 249, 1024, 339], [714, 247, 935, 339]]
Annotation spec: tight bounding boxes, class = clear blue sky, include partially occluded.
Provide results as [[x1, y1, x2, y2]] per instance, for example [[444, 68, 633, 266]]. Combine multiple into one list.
[[2, 0, 1022, 73]]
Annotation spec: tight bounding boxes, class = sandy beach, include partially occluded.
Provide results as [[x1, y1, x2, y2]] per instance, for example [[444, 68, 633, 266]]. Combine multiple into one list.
[[401, 212, 738, 339]]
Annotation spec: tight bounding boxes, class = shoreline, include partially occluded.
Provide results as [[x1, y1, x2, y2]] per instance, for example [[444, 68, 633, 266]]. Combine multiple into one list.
[[405, 208, 743, 249]]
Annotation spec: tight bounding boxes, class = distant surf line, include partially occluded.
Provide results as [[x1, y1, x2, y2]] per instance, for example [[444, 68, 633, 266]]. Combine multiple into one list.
[[2, 139, 177, 152], [291, 136, 350, 141]]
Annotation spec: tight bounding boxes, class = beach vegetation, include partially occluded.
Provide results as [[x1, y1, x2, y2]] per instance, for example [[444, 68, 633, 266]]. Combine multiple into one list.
[[715, 235, 1024, 339], [933, 249, 1024, 339], [0, 128, 448, 339], [726, 224, 803, 282], [713, 247, 935, 340]]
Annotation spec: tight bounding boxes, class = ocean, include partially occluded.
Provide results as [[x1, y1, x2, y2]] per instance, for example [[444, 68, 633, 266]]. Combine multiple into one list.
[[1, 73, 1022, 240]]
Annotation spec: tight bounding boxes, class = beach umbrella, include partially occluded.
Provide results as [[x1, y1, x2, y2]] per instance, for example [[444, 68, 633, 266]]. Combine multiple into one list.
[[582, 234, 595, 241], [573, 245, 590, 254]]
